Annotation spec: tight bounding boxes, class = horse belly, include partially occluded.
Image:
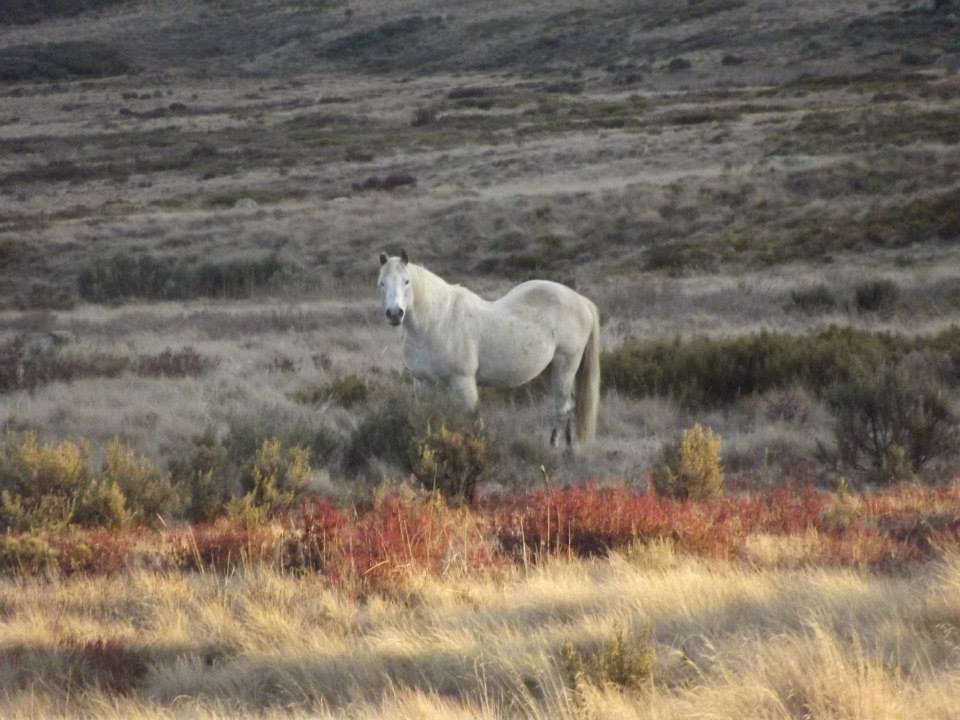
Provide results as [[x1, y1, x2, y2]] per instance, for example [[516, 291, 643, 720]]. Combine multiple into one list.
[[475, 320, 555, 387]]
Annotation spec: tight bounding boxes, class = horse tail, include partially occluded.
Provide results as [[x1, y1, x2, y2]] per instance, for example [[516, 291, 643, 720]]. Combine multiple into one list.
[[575, 301, 600, 442]]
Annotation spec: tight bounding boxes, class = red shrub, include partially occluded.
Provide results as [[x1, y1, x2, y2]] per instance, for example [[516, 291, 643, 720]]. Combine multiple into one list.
[[2, 483, 959, 583]]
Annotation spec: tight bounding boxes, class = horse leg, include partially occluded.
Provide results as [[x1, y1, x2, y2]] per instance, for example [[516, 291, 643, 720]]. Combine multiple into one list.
[[448, 375, 479, 411], [549, 352, 578, 448]]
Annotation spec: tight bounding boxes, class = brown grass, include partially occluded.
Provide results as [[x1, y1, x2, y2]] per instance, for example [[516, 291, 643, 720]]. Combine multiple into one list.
[[2, 550, 960, 718]]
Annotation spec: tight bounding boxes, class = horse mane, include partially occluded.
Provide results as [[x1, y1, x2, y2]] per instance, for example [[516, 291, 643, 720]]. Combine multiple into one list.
[[410, 263, 467, 312]]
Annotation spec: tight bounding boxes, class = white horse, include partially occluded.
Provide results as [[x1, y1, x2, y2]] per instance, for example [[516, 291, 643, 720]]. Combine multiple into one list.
[[377, 250, 600, 446]]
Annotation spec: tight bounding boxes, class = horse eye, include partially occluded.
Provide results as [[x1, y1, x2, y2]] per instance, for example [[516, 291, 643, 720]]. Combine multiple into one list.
[[404, 279, 410, 286]]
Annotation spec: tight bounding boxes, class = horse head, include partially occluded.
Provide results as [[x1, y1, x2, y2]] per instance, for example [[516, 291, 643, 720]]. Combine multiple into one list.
[[378, 249, 411, 326]]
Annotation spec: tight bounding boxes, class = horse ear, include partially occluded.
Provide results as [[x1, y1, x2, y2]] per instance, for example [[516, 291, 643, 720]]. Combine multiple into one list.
[[400, 249, 409, 265], [379, 252, 388, 266]]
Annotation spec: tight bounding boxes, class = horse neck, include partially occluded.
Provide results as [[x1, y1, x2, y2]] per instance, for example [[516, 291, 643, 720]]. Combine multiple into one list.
[[405, 264, 457, 338]]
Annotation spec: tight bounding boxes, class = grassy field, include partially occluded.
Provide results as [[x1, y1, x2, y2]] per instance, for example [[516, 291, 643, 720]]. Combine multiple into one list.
[[1, 0, 960, 716]]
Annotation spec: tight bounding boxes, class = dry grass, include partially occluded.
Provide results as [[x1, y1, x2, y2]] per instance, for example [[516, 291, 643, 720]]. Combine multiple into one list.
[[2, 550, 960, 718]]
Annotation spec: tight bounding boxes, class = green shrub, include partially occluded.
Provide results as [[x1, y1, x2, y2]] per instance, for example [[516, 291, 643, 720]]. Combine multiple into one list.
[[229, 438, 311, 523], [602, 326, 960, 409], [221, 407, 339, 472], [827, 365, 958, 482], [0, 535, 58, 575], [0, 432, 182, 530], [0, 337, 130, 393], [0, 432, 90, 531], [100, 439, 181, 523], [413, 423, 487, 502], [74, 480, 130, 528], [343, 387, 475, 477], [171, 431, 236, 523], [652, 424, 724, 500], [77, 253, 284, 302], [644, 242, 716, 274], [560, 627, 654, 694], [410, 106, 436, 126], [790, 284, 837, 314], [296, 375, 369, 408], [1, 1, 127, 24], [854, 278, 899, 313], [0, 41, 131, 82]]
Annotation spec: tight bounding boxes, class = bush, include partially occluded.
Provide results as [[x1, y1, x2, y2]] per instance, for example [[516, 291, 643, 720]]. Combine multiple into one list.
[[413, 423, 487, 502], [644, 242, 715, 274], [99, 439, 181, 523], [0, 337, 128, 393], [1, 2, 128, 25], [296, 375, 369, 408], [828, 365, 959, 482], [652, 424, 724, 500], [77, 253, 284, 302], [0, 432, 90, 531], [0, 41, 131, 82], [221, 407, 339, 472], [343, 387, 476, 478], [790, 284, 837, 314], [136, 347, 219, 378], [602, 326, 960, 409], [560, 627, 654, 695], [229, 438, 311, 523], [171, 431, 236, 523], [855, 278, 900, 313], [0, 338, 217, 393], [0, 432, 182, 531], [410, 106, 436, 126], [0, 535, 58, 575]]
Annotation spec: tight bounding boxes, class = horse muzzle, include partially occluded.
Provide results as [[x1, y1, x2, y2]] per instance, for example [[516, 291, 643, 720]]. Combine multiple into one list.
[[385, 308, 404, 326]]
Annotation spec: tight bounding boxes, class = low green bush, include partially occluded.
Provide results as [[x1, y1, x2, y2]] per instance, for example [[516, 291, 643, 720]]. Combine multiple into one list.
[[0, 432, 90, 532], [0, 41, 131, 82], [828, 364, 958, 482], [560, 627, 654, 695], [100, 439, 182, 522], [295, 375, 369, 408], [0, 535, 58, 575], [77, 253, 284, 302], [0, 432, 179, 531], [343, 386, 480, 479], [855, 279, 900, 313], [170, 431, 236, 523], [229, 438, 311, 524], [790, 284, 837, 314], [603, 326, 958, 408], [413, 423, 487, 502], [652, 424, 724, 500]]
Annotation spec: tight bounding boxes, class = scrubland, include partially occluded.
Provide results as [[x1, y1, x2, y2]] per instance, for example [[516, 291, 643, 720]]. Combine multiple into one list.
[[2, 0, 960, 716]]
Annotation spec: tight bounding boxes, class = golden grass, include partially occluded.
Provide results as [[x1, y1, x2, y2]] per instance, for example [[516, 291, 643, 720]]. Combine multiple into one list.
[[2, 551, 960, 718]]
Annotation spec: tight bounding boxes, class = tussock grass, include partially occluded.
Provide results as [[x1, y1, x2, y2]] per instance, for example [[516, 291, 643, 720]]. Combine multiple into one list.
[[2, 549, 960, 717]]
